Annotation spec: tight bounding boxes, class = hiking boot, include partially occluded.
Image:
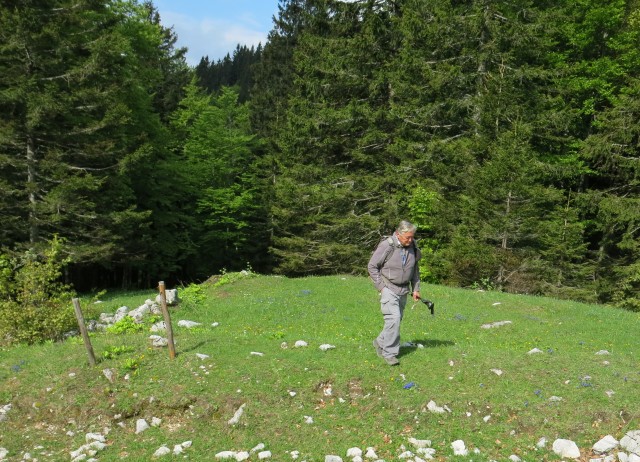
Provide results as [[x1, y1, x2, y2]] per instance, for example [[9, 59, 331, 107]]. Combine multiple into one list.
[[384, 356, 399, 366], [373, 339, 383, 358]]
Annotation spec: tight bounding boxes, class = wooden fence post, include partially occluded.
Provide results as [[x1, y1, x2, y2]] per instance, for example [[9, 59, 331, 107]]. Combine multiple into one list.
[[158, 281, 176, 360], [72, 298, 97, 367]]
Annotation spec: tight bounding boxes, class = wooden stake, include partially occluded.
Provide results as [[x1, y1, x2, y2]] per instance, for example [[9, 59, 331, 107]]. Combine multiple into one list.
[[158, 281, 176, 359], [72, 298, 97, 367]]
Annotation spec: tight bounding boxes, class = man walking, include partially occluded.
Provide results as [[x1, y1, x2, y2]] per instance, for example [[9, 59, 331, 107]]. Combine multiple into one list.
[[367, 220, 422, 366]]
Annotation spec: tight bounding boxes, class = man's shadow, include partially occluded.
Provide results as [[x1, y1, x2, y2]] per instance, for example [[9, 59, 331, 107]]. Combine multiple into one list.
[[398, 338, 455, 358]]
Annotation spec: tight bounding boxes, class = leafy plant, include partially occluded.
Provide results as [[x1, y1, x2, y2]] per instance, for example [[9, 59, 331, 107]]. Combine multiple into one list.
[[0, 237, 76, 345], [102, 345, 135, 360], [106, 316, 144, 335]]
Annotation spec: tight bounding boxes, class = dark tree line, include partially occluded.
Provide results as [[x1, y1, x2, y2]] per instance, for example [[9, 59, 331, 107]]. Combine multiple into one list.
[[0, 0, 638, 311]]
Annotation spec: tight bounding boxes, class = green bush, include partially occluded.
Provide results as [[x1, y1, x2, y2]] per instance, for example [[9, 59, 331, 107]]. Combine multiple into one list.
[[0, 238, 76, 345], [106, 316, 144, 335]]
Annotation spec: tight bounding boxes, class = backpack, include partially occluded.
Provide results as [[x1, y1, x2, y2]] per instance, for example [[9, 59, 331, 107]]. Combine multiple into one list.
[[376, 235, 419, 267]]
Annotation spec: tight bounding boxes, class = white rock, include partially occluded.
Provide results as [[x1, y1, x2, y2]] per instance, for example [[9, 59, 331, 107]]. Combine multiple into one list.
[[490, 368, 503, 376], [595, 350, 610, 355], [451, 440, 468, 456], [228, 403, 246, 425], [319, 344, 336, 351], [528, 348, 543, 354], [621, 431, 640, 455], [483, 415, 491, 422], [509, 455, 521, 462], [426, 400, 446, 414], [195, 353, 210, 360], [251, 444, 265, 453], [150, 336, 168, 347], [135, 419, 150, 434], [150, 321, 166, 332], [153, 446, 171, 457], [235, 451, 250, 461], [290, 450, 300, 459], [295, 340, 308, 348], [552, 439, 581, 459], [548, 396, 563, 402], [250, 351, 265, 356], [417, 448, 436, 458], [629, 454, 640, 462], [181, 441, 193, 449], [325, 456, 343, 462], [594, 435, 619, 454], [537, 437, 548, 448], [151, 417, 162, 427], [173, 445, 184, 455], [398, 451, 414, 458], [304, 415, 314, 424], [258, 451, 272, 459], [619, 453, 629, 462], [353, 457, 364, 462], [88, 441, 106, 451], [102, 369, 116, 383], [85, 433, 105, 444], [365, 447, 378, 459], [215, 451, 237, 459], [347, 448, 362, 457], [492, 302, 501, 305], [481, 320, 512, 329], [212, 322, 220, 327], [281, 342, 289, 349], [408, 438, 431, 448], [178, 320, 201, 328], [606, 390, 616, 397]]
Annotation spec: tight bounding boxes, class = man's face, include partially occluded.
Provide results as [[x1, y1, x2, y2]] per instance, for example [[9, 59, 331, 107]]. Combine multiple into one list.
[[397, 231, 415, 247]]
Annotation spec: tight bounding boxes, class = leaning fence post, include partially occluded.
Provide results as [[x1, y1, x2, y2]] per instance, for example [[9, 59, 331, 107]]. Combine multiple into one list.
[[158, 281, 176, 360], [72, 298, 97, 367]]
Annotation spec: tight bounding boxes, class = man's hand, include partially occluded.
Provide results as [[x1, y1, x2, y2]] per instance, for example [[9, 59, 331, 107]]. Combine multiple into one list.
[[412, 291, 420, 301]]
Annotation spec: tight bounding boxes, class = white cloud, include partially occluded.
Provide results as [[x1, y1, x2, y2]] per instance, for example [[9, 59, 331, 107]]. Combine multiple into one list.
[[161, 12, 268, 66]]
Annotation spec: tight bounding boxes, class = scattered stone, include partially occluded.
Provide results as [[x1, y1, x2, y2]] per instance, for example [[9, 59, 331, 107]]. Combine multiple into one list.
[[156, 289, 178, 305], [509, 455, 521, 462], [481, 321, 512, 329], [153, 445, 170, 457], [347, 448, 363, 457], [593, 435, 619, 454], [492, 302, 502, 306], [595, 350, 610, 355], [290, 450, 300, 459], [135, 419, 150, 434], [527, 348, 543, 354], [621, 431, 640, 455], [295, 340, 308, 348], [149, 335, 168, 347], [451, 440, 468, 456], [408, 438, 431, 448], [548, 396, 563, 402], [196, 353, 210, 360], [490, 369, 503, 376], [425, 400, 448, 414], [258, 451, 272, 459], [177, 320, 202, 328], [250, 351, 265, 356], [536, 437, 548, 449], [319, 344, 336, 351], [552, 439, 581, 459], [398, 450, 414, 458], [212, 322, 220, 327], [483, 415, 491, 422], [102, 368, 116, 383], [281, 342, 289, 349], [128, 303, 151, 322], [215, 451, 237, 459], [365, 447, 378, 459], [85, 433, 105, 444], [304, 415, 314, 424], [150, 321, 166, 332], [151, 417, 162, 427], [113, 306, 129, 323], [417, 447, 436, 459], [228, 403, 246, 425], [0, 448, 8, 460], [251, 444, 266, 453], [235, 451, 250, 461], [325, 456, 343, 462]]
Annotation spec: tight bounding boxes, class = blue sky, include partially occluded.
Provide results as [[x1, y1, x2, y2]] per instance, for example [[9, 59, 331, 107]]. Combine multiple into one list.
[[152, 0, 281, 66]]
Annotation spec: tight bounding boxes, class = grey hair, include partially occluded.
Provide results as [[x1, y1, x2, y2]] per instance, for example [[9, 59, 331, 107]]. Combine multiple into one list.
[[397, 220, 417, 234]]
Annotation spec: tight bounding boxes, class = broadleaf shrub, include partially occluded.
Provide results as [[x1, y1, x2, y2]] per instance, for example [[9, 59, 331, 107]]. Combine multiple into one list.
[[0, 237, 76, 345]]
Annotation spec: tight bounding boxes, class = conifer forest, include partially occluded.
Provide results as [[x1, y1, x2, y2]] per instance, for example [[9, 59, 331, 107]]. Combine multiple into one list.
[[1, 0, 639, 311]]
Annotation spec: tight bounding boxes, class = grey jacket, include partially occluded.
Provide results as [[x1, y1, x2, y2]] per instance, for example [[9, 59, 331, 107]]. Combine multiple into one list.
[[367, 233, 421, 295]]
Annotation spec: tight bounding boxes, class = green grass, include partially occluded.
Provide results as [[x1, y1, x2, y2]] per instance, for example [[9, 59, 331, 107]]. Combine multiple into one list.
[[0, 274, 638, 461]]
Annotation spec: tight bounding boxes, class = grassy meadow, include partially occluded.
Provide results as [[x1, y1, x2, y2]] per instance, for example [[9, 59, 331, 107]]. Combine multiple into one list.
[[0, 273, 638, 461]]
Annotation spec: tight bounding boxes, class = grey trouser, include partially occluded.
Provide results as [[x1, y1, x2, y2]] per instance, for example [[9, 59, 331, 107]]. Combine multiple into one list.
[[376, 287, 407, 358]]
